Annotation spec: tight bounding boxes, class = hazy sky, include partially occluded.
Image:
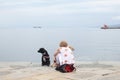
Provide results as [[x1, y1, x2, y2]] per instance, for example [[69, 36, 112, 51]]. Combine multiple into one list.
[[0, 0, 120, 28]]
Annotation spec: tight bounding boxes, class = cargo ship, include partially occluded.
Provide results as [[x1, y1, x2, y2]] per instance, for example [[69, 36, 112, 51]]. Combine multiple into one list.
[[101, 24, 120, 29]]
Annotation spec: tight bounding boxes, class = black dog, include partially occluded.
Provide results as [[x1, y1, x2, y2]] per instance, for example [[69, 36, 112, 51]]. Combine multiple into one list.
[[37, 48, 50, 66]]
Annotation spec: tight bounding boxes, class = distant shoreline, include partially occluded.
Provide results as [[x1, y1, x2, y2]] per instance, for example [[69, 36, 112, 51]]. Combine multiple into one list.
[[101, 27, 120, 29]]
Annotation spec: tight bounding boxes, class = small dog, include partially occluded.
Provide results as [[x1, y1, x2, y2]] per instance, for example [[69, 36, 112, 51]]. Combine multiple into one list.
[[37, 48, 50, 66]]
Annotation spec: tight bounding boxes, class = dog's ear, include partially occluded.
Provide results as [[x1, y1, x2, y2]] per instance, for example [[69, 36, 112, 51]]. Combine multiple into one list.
[[38, 48, 46, 53]]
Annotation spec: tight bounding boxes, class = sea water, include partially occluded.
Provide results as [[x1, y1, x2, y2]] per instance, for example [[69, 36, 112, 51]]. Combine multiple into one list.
[[0, 27, 120, 62]]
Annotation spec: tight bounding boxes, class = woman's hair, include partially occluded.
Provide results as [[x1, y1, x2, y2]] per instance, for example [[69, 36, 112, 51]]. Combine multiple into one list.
[[59, 41, 68, 47]]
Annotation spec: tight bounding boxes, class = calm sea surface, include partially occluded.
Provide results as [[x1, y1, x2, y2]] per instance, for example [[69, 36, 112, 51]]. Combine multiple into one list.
[[0, 27, 120, 62]]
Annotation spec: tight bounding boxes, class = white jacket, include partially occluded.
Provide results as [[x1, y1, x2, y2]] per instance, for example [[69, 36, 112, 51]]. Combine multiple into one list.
[[56, 47, 75, 65]]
